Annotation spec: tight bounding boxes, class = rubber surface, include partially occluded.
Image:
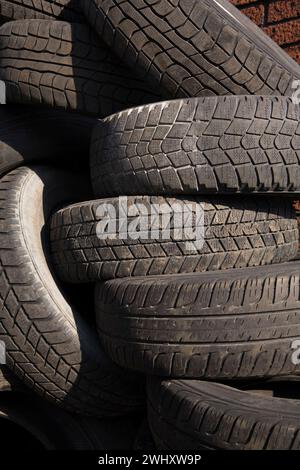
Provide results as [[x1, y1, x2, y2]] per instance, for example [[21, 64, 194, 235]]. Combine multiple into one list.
[[0, 389, 138, 449], [0, 0, 84, 22], [148, 378, 300, 450], [134, 419, 157, 451], [50, 196, 298, 282], [0, 105, 95, 176], [91, 96, 300, 196], [0, 365, 23, 392], [81, 0, 300, 97], [0, 19, 161, 116], [95, 260, 300, 379], [0, 166, 143, 416]]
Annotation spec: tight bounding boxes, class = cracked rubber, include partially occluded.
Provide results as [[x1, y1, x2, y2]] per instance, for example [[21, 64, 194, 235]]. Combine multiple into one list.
[[95, 260, 300, 380], [147, 378, 300, 450], [0, 0, 84, 23], [0, 19, 161, 116], [0, 105, 95, 176], [0, 166, 143, 416], [81, 0, 300, 98], [91, 95, 300, 197], [50, 195, 298, 282]]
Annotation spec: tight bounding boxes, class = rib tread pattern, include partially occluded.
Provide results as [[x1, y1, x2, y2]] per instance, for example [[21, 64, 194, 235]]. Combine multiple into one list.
[[95, 261, 300, 379], [147, 379, 300, 450]]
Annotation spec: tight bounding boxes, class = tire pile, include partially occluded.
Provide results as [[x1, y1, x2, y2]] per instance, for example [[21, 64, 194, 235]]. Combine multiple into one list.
[[0, 0, 299, 451]]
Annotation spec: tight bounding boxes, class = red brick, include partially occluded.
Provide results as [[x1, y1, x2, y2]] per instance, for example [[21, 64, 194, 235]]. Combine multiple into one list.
[[230, 0, 300, 63], [268, 0, 300, 23], [287, 44, 300, 62], [264, 18, 300, 46], [242, 5, 265, 25]]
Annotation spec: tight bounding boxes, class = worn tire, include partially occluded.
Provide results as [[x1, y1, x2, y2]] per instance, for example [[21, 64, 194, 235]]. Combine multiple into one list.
[[95, 260, 300, 380], [0, 166, 143, 416], [81, 0, 300, 98], [0, 19, 161, 116], [0, 0, 84, 22], [147, 378, 300, 450], [50, 196, 298, 282], [91, 96, 300, 197], [0, 105, 95, 176]]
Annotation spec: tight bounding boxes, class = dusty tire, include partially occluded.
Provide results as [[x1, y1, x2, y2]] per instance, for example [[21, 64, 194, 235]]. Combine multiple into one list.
[[95, 260, 300, 380], [0, 20, 161, 116], [0, 0, 84, 22], [91, 96, 300, 197], [0, 105, 95, 176], [50, 196, 298, 282], [147, 378, 300, 450], [81, 0, 300, 98], [0, 166, 143, 416]]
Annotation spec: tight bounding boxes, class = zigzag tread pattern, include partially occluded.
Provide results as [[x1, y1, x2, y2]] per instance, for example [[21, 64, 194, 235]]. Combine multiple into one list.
[[49, 196, 298, 282], [91, 96, 300, 196]]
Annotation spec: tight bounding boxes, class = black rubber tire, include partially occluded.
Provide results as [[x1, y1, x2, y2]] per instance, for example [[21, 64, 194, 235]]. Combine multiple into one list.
[[81, 0, 300, 98], [147, 378, 300, 450], [0, 166, 143, 416], [0, 19, 161, 116], [0, 0, 84, 22], [0, 365, 23, 392], [0, 368, 138, 450], [90, 95, 300, 197], [50, 195, 298, 282], [0, 105, 95, 176], [0, 392, 138, 449], [133, 419, 157, 451], [95, 260, 300, 380]]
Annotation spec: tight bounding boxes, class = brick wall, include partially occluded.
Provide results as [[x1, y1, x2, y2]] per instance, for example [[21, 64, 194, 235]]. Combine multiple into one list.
[[231, 0, 300, 63]]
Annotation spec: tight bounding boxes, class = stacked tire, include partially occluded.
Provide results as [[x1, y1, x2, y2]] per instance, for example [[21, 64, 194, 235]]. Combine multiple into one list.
[[0, 0, 299, 451]]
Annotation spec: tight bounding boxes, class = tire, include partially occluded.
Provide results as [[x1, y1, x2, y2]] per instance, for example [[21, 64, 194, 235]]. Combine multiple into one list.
[[50, 195, 298, 282], [147, 378, 300, 450], [134, 419, 157, 451], [90, 96, 300, 197], [95, 260, 300, 380], [81, 0, 300, 98], [0, 105, 95, 176], [0, 166, 143, 416], [0, 0, 84, 23], [0, 388, 138, 449], [0, 20, 161, 116], [0, 365, 23, 392]]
